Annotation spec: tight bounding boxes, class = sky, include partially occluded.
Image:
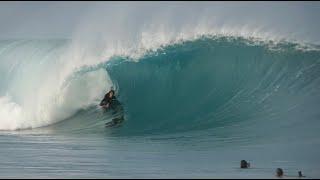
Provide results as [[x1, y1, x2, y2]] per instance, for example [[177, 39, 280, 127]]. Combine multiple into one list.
[[0, 1, 319, 44]]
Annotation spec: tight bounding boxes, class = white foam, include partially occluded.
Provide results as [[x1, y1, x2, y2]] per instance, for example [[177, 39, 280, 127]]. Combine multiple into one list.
[[0, 39, 113, 130]]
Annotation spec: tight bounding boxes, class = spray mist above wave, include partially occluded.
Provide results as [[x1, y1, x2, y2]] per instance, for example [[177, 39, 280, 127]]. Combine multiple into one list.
[[69, 1, 320, 62]]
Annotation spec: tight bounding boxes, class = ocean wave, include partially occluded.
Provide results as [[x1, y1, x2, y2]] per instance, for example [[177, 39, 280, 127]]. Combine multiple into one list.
[[0, 36, 319, 135]]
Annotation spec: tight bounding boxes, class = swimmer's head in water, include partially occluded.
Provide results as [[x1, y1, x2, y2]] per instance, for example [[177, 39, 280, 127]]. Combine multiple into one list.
[[276, 168, 283, 177], [240, 160, 249, 168]]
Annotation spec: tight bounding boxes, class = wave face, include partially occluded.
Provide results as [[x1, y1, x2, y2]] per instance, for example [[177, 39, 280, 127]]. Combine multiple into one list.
[[106, 37, 320, 138], [1, 37, 320, 141]]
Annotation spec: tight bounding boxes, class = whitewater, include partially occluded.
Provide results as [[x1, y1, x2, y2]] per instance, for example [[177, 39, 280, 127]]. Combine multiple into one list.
[[0, 2, 320, 178]]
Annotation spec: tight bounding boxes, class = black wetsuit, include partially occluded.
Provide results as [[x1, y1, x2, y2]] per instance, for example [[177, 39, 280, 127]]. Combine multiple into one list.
[[100, 92, 125, 127], [100, 93, 117, 108]]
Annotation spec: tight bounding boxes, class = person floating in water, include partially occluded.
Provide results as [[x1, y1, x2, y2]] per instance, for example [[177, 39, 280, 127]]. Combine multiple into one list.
[[240, 160, 250, 169], [100, 89, 125, 127]]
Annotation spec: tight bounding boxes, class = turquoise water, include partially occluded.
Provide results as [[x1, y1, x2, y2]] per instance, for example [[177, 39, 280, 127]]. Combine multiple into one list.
[[0, 131, 319, 178], [0, 37, 320, 178]]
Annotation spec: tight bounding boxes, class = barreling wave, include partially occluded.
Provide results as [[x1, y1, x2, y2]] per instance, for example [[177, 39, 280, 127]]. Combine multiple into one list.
[[0, 36, 320, 141], [105, 37, 320, 138]]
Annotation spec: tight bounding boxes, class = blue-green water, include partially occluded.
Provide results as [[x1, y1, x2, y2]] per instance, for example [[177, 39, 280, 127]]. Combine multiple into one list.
[[0, 131, 319, 178], [0, 37, 320, 178]]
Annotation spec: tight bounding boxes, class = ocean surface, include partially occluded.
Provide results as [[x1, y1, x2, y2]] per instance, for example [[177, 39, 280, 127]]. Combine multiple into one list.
[[0, 36, 320, 178]]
